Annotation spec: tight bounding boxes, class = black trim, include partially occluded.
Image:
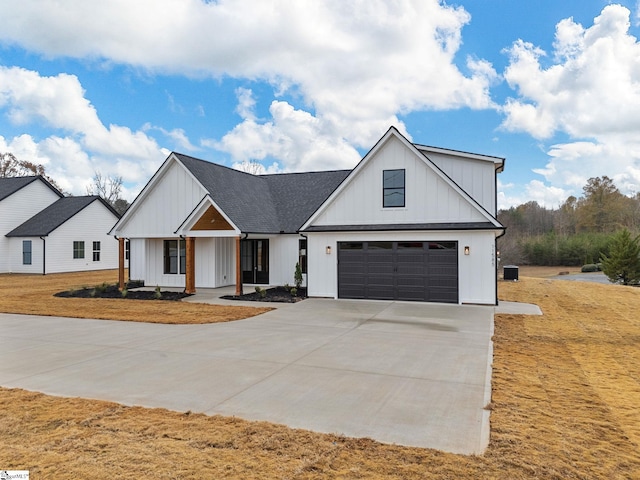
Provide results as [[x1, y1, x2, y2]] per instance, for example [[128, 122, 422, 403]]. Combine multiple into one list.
[[303, 222, 500, 233]]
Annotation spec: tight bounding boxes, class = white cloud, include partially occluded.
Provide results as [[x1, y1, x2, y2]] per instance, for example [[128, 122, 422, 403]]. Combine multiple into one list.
[[498, 178, 569, 210], [0, 0, 497, 160], [499, 5, 640, 205], [0, 66, 168, 198]]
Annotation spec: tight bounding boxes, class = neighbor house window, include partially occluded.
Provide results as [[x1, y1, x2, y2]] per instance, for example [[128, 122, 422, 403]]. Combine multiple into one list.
[[73, 241, 85, 259], [164, 239, 186, 274], [93, 241, 101, 261], [23, 240, 32, 265], [298, 239, 307, 274], [383, 169, 405, 207]]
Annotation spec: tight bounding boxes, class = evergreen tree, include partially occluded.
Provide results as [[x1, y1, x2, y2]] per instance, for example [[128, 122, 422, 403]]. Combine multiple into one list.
[[600, 229, 640, 285]]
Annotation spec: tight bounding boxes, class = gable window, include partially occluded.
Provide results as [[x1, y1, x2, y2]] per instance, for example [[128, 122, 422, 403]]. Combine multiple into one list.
[[23, 240, 32, 265], [164, 239, 186, 274], [383, 169, 405, 207], [93, 241, 101, 261], [73, 241, 85, 259]]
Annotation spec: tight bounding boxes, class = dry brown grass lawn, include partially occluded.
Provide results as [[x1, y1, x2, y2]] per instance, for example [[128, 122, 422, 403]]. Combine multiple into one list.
[[0, 270, 272, 324], [1, 273, 640, 478]]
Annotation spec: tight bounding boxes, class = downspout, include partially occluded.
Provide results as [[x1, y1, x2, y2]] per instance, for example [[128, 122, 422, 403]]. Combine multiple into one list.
[[300, 232, 308, 293], [39, 237, 46, 275]]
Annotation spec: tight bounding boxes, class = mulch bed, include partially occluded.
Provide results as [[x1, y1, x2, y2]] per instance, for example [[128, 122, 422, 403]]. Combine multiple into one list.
[[54, 282, 192, 301], [222, 286, 307, 303]]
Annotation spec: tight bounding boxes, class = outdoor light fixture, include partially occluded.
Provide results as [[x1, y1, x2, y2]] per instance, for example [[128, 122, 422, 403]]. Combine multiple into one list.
[[464, 246, 470, 255], [326, 246, 332, 254]]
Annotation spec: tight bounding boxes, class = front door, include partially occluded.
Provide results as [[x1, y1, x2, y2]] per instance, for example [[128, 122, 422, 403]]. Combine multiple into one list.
[[241, 239, 269, 284]]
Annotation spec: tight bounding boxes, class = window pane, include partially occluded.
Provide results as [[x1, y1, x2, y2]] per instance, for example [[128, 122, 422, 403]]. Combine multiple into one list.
[[383, 188, 405, 207], [23, 240, 32, 265], [164, 240, 178, 274], [73, 241, 85, 259], [398, 242, 424, 250], [383, 169, 405, 188], [339, 242, 363, 250], [368, 241, 393, 250]]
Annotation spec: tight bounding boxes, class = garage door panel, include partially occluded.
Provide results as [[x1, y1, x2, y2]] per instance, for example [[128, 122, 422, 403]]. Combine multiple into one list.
[[338, 241, 458, 303]]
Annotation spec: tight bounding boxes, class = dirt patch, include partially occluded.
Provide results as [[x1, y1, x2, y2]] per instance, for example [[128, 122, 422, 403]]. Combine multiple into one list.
[[0, 271, 272, 324], [1, 274, 640, 477]]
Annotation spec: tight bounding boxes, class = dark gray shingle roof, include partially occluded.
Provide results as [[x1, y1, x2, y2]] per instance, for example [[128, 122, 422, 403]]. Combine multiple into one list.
[[174, 153, 349, 233], [6, 196, 118, 237], [0, 176, 61, 202]]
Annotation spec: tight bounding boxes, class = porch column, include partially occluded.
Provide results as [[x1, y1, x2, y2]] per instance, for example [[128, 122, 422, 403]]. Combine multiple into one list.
[[118, 237, 125, 290], [235, 235, 243, 296], [185, 236, 196, 294]]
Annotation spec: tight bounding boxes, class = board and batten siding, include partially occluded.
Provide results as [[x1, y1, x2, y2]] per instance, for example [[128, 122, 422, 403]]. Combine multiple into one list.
[[0, 180, 60, 272], [117, 160, 207, 238], [311, 136, 487, 227], [306, 230, 498, 305], [41, 201, 119, 273], [142, 237, 236, 289], [128, 238, 146, 281], [424, 152, 497, 216]]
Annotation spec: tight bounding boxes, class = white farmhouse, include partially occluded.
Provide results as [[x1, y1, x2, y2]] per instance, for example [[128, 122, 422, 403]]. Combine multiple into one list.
[[1, 176, 120, 274], [110, 127, 505, 304]]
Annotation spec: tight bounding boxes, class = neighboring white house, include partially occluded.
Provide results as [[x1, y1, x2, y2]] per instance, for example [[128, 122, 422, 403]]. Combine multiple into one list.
[[1, 176, 121, 274], [110, 127, 505, 305]]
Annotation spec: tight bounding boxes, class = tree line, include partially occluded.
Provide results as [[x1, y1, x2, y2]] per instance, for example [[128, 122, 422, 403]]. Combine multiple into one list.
[[498, 176, 640, 268]]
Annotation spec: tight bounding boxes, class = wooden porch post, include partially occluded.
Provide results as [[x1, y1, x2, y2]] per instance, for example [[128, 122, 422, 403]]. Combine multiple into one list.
[[118, 237, 125, 290], [235, 235, 243, 296], [185, 237, 196, 294]]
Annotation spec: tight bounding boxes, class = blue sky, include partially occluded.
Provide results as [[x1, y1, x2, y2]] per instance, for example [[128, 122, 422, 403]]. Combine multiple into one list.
[[1, 0, 640, 209]]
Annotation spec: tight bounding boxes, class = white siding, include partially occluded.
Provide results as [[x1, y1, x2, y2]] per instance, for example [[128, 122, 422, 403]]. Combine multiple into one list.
[[306, 230, 497, 305], [267, 235, 301, 286], [116, 160, 207, 238], [128, 238, 146, 281], [426, 152, 497, 215], [7, 237, 43, 274], [42, 201, 119, 273], [311, 136, 486, 227], [214, 237, 235, 287], [0, 180, 60, 272]]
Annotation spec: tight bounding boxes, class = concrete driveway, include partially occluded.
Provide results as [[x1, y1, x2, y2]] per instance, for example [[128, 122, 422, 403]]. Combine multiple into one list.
[[0, 298, 495, 454]]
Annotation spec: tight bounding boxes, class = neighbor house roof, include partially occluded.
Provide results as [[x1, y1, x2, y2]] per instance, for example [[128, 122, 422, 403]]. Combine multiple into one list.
[[0, 176, 62, 202], [6, 196, 119, 237], [174, 153, 350, 233]]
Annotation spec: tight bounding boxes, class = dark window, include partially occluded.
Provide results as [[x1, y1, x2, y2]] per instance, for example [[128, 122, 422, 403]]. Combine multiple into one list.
[[164, 239, 186, 274], [339, 242, 363, 250], [92, 241, 101, 261], [428, 241, 457, 250], [368, 241, 393, 250], [23, 240, 32, 265], [73, 241, 84, 259], [298, 239, 307, 274], [125, 240, 130, 260], [383, 169, 405, 207], [398, 242, 424, 250]]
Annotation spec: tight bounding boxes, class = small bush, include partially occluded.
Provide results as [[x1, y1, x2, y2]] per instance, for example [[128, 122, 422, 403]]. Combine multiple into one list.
[[154, 285, 162, 299], [581, 264, 598, 273], [255, 286, 266, 298], [121, 288, 128, 298], [95, 282, 110, 293], [290, 287, 297, 297]]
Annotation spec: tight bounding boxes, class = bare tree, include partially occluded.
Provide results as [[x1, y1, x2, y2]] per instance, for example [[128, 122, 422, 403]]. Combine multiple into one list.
[[1, 151, 64, 193], [235, 160, 265, 175], [87, 171, 129, 214]]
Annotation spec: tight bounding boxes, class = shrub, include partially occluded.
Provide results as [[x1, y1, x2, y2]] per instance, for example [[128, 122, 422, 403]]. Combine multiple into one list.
[[121, 287, 128, 298], [154, 285, 162, 299], [294, 262, 303, 289], [255, 286, 266, 298], [581, 264, 598, 273], [600, 229, 640, 285], [290, 287, 297, 297]]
